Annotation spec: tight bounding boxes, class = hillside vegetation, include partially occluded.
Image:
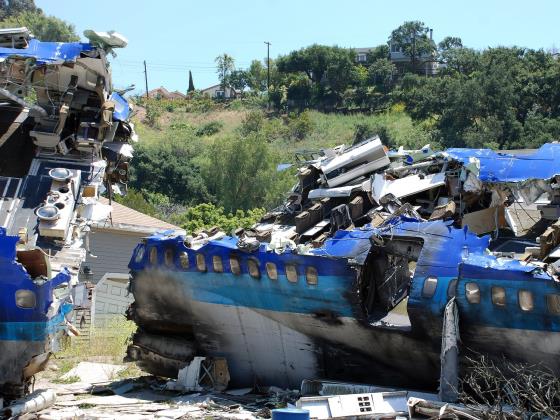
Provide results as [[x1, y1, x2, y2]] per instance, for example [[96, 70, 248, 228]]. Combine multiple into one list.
[[119, 97, 429, 231], [120, 20, 560, 232]]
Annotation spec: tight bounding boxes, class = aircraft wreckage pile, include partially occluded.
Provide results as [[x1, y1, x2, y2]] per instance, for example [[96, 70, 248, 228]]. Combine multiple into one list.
[[0, 27, 136, 401], [126, 135, 560, 400]]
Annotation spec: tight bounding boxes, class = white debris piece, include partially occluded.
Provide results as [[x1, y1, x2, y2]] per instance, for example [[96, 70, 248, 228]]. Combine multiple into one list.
[[371, 172, 446, 203], [60, 362, 125, 383]]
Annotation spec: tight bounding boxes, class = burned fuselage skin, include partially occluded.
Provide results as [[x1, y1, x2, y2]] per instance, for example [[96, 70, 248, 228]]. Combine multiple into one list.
[[127, 218, 560, 389], [0, 228, 72, 397]]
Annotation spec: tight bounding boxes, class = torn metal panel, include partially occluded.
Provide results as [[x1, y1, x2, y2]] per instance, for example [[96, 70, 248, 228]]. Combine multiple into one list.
[[296, 391, 409, 419], [439, 298, 459, 403], [0, 38, 94, 64], [445, 143, 560, 183], [371, 172, 446, 203], [319, 136, 390, 187], [461, 206, 506, 235], [308, 181, 366, 199]]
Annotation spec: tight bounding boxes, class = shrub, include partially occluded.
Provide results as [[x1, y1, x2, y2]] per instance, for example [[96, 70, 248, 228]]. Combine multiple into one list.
[[240, 110, 265, 136], [287, 110, 314, 141], [172, 203, 265, 234], [195, 121, 223, 137]]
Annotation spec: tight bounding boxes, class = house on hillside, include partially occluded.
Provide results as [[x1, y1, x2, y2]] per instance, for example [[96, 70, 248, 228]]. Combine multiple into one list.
[[200, 84, 239, 99], [354, 47, 371, 64], [353, 43, 438, 76], [72, 198, 184, 336], [147, 86, 186, 100]]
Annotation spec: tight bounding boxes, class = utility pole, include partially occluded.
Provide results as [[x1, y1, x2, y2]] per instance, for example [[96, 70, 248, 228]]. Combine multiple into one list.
[[264, 41, 271, 90], [143, 60, 149, 99]]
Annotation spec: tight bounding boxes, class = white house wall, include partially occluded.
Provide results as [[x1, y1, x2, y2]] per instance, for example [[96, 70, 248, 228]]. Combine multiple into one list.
[[80, 229, 146, 283]]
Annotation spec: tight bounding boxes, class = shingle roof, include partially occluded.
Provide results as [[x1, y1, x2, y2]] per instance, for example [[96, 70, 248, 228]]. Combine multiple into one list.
[[94, 197, 182, 233]]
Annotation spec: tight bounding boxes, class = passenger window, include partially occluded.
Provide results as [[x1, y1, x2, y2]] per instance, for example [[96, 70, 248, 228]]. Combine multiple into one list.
[[447, 278, 458, 299], [149, 247, 158, 265], [179, 252, 189, 269], [465, 282, 480, 304], [286, 264, 298, 283], [196, 254, 206, 272], [518, 290, 534, 312], [491, 286, 506, 307], [213, 255, 223, 273], [134, 246, 145, 263], [422, 276, 438, 298], [546, 294, 560, 315], [15, 289, 36, 309], [248, 259, 260, 279], [266, 262, 278, 280], [230, 256, 241, 275], [164, 249, 174, 267], [306, 266, 318, 285]]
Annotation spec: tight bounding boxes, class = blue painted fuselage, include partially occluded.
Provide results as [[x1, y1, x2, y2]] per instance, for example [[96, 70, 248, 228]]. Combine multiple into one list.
[[0, 228, 71, 394], [128, 218, 560, 388]]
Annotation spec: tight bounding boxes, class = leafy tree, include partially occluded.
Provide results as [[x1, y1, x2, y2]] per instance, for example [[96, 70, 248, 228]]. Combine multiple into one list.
[[389, 21, 436, 72], [215, 53, 235, 90], [113, 189, 158, 217], [365, 45, 390, 64], [0, 10, 79, 42], [277, 45, 358, 108], [227, 69, 249, 92], [438, 36, 463, 52], [201, 132, 291, 211], [130, 138, 212, 205], [367, 58, 396, 93], [0, 0, 38, 20], [246, 59, 268, 92]]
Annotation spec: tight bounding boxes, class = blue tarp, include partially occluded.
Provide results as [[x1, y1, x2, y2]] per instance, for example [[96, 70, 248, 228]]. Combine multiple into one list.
[[445, 143, 560, 183], [0, 39, 94, 65]]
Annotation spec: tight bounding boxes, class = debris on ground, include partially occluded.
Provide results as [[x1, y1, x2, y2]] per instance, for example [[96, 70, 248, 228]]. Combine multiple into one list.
[[60, 362, 126, 384]]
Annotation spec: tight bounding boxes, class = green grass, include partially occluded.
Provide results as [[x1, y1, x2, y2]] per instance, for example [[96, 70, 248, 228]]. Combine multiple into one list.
[[52, 375, 80, 384], [53, 318, 138, 381], [135, 102, 430, 159]]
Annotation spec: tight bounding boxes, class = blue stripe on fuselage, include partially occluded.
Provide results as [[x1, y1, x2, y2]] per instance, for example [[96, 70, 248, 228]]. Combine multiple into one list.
[[0, 303, 72, 341], [142, 269, 356, 317]]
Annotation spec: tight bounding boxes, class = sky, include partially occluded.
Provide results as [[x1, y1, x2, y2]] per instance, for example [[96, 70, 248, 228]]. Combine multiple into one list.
[[37, 0, 560, 95]]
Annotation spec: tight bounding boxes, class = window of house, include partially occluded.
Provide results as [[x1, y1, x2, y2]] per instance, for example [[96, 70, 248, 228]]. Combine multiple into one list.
[[196, 254, 206, 272], [215, 90, 225, 99], [248, 259, 260, 279], [518, 290, 534, 312], [213, 255, 223, 273], [422, 276, 438, 298], [179, 252, 189, 269], [164, 249, 174, 267], [286, 264, 298, 283], [447, 278, 458, 299], [149, 247, 158, 265], [465, 282, 480, 304], [266, 262, 278, 280], [491, 286, 506, 307], [306, 266, 318, 285], [546, 294, 560, 315], [357, 53, 367, 62], [230, 256, 241, 275]]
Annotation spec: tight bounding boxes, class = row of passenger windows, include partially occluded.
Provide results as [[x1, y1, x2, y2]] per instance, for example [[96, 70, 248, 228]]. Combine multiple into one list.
[[145, 246, 318, 285], [421, 276, 560, 315]]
